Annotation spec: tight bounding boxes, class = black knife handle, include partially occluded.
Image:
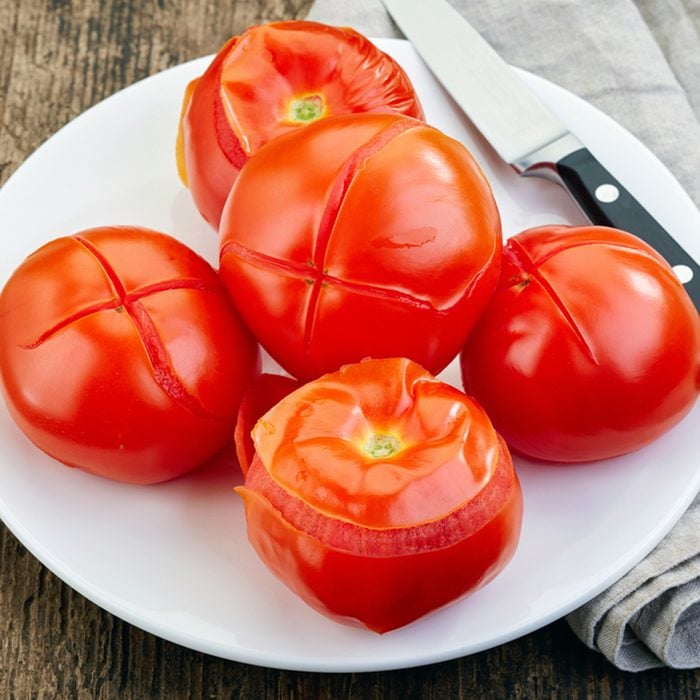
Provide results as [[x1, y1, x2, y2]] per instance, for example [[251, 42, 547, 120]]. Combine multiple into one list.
[[556, 147, 700, 311]]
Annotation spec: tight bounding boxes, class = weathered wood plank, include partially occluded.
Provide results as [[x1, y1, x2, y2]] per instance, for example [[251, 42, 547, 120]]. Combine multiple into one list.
[[0, 0, 314, 188]]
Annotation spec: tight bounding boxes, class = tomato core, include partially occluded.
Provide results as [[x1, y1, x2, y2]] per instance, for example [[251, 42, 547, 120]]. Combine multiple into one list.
[[362, 433, 402, 459], [288, 94, 325, 123]]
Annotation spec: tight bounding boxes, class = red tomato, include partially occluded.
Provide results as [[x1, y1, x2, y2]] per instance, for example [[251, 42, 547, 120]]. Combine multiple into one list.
[[0, 227, 260, 484], [234, 372, 300, 476], [461, 225, 700, 462], [237, 357, 522, 633], [219, 112, 502, 382], [177, 21, 424, 230]]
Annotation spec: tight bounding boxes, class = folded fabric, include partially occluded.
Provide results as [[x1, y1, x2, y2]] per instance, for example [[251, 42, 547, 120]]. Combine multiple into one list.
[[306, 0, 700, 671], [567, 495, 700, 670]]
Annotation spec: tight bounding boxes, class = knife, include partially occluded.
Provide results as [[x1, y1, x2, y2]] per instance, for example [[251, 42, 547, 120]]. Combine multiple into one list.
[[381, 0, 700, 310]]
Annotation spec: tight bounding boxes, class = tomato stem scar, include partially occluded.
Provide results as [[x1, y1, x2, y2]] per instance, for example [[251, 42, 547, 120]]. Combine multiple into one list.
[[363, 434, 403, 459], [288, 94, 325, 123]]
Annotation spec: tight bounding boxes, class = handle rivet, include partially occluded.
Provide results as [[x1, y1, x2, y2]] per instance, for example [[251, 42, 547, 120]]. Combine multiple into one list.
[[672, 264, 694, 284], [595, 184, 620, 203]]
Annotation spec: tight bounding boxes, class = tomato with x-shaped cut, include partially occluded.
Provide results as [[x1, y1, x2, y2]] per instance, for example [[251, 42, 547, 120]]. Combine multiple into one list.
[[0, 226, 260, 483], [461, 225, 700, 462], [219, 112, 502, 382]]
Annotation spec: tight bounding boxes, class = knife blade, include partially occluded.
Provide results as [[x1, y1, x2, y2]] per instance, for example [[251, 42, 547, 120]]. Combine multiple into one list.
[[381, 0, 700, 310]]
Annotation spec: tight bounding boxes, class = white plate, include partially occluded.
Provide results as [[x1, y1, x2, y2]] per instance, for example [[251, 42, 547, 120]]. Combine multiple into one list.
[[0, 39, 698, 673]]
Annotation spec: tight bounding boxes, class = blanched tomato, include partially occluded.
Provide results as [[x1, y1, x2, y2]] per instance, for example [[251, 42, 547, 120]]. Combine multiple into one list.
[[461, 225, 700, 462], [219, 112, 502, 382], [234, 372, 300, 476], [0, 226, 260, 484], [237, 357, 522, 633], [177, 21, 424, 230]]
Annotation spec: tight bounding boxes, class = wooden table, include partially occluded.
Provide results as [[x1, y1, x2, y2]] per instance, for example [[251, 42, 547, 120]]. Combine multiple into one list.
[[0, 2, 698, 697]]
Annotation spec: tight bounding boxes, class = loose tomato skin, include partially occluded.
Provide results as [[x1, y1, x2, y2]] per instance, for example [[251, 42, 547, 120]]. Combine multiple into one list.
[[219, 113, 502, 382], [179, 21, 424, 230], [0, 226, 260, 484], [461, 225, 700, 462], [239, 459, 520, 633], [237, 358, 522, 633]]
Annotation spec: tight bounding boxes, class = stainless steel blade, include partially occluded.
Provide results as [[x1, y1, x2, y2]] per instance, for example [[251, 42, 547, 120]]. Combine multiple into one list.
[[382, 0, 574, 168]]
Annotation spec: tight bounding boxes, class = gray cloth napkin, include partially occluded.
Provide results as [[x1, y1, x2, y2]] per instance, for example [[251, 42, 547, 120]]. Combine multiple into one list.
[[307, 0, 700, 672]]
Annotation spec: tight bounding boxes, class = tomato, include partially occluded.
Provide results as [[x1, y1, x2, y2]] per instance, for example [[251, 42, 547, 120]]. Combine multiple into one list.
[[234, 372, 300, 476], [237, 357, 522, 633], [461, 225, 700, 462], [219, 112, 502, 382], [0, 226, 260, 484], [177, 21, 424, 230]]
